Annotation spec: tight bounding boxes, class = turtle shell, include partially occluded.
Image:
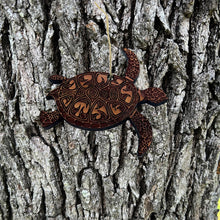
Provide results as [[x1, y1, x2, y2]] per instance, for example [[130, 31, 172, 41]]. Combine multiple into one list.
[[50, 72, 140, 130]]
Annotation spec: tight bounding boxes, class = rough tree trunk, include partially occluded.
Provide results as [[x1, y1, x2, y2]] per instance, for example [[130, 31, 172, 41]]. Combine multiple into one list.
[[0, 0, 219, 219]]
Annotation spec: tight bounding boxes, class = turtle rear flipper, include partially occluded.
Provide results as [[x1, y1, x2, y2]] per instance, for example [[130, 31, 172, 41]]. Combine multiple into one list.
[[129, 110, 152, 157], [40, 110, 63, 129], [49, 75, 67, 84], [123, 48, 140, 82]]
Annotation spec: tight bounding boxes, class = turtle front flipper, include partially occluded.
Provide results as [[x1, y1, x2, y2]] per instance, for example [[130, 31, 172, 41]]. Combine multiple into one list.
[[129, 110, 152, 157], [49, 75, 67, 84], [123, 48, 140, 82], [40, 110, 63, 129], [139, 88, 168, 106]]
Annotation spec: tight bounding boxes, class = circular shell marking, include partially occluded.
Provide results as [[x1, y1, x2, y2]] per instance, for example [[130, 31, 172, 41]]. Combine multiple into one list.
[[55, 72, 139, 129]]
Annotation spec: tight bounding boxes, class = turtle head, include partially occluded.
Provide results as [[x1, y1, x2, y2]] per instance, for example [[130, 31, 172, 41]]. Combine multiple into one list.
[[138, 88, 168, 106]]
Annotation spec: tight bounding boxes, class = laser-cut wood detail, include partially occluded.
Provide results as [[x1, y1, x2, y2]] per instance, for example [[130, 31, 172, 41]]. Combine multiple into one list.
[[40, 48, 168, 157]]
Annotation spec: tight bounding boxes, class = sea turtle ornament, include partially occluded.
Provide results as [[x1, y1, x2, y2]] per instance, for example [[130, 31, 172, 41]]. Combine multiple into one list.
[[40, 48, 168, 157]]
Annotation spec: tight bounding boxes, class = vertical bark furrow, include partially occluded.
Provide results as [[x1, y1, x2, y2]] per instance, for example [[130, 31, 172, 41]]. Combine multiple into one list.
[[50, 146, 67, 218], [51, 21, 62, 75], [79, 0, 91, 71], [127, 0, 136, 48], [39, 187, 47, 219], [15, 96, 21, 123], [0, 166, 12, 220], [40, 0, 53, 51], [96, 169, 106, 217], [111, 123, 127, 191], [131, 165, 146, 219], [1, 18, 15, 100]]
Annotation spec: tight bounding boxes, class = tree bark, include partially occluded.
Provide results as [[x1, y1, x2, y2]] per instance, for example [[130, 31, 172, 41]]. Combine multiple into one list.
[[0, 0, 219, 219]]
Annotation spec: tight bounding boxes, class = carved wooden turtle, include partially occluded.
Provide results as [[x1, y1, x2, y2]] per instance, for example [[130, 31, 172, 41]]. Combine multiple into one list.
[[40, 48, 168, 157]]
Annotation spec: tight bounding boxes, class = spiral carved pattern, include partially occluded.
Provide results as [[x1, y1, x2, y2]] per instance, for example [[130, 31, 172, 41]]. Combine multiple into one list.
[[40, 48, 168, 157], [53, 72, 139, 130]]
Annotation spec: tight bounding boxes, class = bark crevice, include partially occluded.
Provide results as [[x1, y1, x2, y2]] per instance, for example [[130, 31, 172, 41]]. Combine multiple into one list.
[[1, 166, 12, 220], [51, 21, 62, 75], [1, 17, 14, 100]]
